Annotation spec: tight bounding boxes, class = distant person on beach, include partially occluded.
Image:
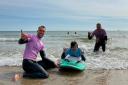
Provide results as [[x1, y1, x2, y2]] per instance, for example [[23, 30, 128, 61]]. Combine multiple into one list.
[[67, 32, 69, 35], [75, 32, 77, 34], [88, 23, 107, 52], [18, 25, 57, 79], [61, 41, 86, 61]]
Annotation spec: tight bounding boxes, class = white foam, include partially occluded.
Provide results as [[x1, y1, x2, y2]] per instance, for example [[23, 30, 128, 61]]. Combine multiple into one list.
[[86, 52, 128, 69], [0, 38, 18, 42], [0, 53, 22, 66], [0, 31, 128, 70]]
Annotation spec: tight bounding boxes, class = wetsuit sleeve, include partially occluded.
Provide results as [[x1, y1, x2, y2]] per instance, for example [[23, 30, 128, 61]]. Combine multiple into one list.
[[80, 49, 86, 61], [39, 50, 56, 68], [88, 31, 95, 40], [104, 36, 107, 41], [61, 48, 68, 59], [40, 50, 47, 60], [103, 29, 107, 41], [88, 32, 92, 40], [18, 34, 32, 44], [81, 55, 86, 61], [61, 52, 66, 59], [18, 38, 28, 44]]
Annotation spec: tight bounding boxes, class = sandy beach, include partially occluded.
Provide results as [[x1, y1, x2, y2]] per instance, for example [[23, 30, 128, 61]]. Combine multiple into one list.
[[0, 66, 128, 85]]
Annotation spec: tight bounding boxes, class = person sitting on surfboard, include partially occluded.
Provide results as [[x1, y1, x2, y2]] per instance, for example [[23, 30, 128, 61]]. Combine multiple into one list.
[[18, 25, 57, 79], [61, 41, 86, 61]]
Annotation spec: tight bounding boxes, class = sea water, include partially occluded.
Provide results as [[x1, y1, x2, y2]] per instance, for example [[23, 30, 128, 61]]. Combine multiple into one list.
[[0, 31, 128, 69]]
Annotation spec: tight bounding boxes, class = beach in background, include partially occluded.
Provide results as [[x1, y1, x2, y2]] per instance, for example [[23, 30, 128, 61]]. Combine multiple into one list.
[[0, 31, 128, 85]]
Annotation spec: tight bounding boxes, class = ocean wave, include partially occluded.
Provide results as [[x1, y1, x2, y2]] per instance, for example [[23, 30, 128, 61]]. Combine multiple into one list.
[[0, 38, 18, 42], [78, 37, 95, 43], [110, 47, 128, 51], [45, 35, 81, 38]]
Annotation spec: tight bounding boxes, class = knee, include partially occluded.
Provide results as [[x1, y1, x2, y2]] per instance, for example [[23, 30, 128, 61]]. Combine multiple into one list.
[[43, 73, 49, 78], [40, 70, 49, 78]]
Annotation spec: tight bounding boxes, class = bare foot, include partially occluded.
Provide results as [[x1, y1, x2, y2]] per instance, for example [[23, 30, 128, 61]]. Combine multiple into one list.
[[12, 74, 21, 81]]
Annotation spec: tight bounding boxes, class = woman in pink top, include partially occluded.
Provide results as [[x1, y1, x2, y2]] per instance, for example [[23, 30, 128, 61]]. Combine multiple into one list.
[[19, 26, 57, 79], [88, 23, 107, 52]]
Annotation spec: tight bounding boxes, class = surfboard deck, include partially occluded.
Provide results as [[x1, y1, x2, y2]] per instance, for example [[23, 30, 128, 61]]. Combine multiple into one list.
[[59, 59, 86, 71]]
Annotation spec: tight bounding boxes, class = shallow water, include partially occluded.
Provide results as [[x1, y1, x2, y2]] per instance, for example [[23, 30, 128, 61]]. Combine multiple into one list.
[[0, 67, 128, 85], [0, 31, 128, 69]]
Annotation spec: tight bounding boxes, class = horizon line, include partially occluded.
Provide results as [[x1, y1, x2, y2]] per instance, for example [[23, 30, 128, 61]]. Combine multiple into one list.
[[0, 30, 128, 32]]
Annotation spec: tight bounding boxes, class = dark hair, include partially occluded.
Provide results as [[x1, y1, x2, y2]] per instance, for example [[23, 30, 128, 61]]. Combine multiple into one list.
[[96, 23, 101, 26], [38, 25, 46, 30], [70, 41, 78, 48]]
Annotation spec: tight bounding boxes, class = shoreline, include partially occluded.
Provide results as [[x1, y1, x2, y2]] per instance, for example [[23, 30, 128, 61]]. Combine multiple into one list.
[[0, 66, 128, 85]]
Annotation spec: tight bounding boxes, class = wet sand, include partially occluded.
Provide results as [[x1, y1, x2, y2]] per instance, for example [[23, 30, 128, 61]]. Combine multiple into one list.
[[0, 66, 128, 85]]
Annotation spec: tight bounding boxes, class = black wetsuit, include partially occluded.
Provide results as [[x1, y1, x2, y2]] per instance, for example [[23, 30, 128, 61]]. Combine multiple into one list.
[[93, 38, 107, 52], [88, 29, 107, 52], [19, 39, 56, 79]]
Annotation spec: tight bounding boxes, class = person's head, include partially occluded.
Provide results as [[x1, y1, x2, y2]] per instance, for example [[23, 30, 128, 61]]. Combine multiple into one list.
[[96, 23, 102, 30], [37, 25, 46, 38], [70, 41, 78, 51]]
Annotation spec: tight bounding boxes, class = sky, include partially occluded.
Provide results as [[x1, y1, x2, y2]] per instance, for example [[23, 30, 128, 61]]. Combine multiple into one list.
[[0, 0, 128, 31]]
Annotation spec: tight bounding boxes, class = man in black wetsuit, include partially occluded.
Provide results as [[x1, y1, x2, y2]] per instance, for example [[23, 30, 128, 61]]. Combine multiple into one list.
[[19, 25, 57, 79], [88, 23, 108, 52]]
